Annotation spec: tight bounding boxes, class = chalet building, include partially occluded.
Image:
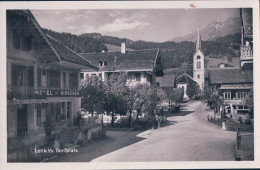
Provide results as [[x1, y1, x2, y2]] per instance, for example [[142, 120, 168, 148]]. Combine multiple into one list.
[[80, 42, 161, 87], [7, 10, 97, 160]]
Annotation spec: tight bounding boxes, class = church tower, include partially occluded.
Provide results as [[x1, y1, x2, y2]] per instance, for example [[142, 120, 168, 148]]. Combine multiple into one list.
[[193, 20, 205, 90]]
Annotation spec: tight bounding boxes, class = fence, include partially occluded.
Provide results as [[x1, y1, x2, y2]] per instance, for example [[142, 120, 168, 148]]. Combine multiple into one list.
[[207, 115, 222, 127], [235, 128, 254, 161]]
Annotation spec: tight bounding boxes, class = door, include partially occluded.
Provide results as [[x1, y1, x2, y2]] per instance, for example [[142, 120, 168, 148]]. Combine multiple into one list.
[[67, 102, 71, 126], [17, 104, 28, 138]]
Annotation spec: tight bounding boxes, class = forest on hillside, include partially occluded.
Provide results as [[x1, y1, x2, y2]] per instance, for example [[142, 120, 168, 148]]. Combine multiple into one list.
[[43, 28, 241, 70]]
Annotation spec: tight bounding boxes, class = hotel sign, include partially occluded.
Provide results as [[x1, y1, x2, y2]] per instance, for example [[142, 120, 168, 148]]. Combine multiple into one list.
[[33, 89, 80, 97]]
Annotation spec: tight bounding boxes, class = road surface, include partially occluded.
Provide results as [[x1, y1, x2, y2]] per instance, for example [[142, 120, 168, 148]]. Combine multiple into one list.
[[92, 101, 236, 161]]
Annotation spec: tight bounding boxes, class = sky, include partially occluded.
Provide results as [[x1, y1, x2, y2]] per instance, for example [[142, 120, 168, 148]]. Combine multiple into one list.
[[32, 9, 239, 42]]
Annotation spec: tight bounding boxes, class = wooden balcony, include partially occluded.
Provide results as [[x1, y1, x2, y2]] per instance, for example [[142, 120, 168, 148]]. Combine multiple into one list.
[[240, 46, 253, 60], [8, 86, 38, 100]]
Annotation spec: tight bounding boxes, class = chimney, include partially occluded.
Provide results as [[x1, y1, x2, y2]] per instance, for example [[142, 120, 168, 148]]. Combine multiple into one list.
[[121, 40, 126, 54]]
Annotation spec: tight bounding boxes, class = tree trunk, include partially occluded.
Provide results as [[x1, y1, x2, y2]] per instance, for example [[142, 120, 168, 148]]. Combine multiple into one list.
[[111, 112, 115, 127]]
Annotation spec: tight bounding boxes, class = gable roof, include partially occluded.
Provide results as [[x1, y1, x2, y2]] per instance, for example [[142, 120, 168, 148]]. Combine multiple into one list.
[[176, 73, 195, 84], [46, 34, 97, 69], [80, 49, 159, 72], [209, 69, 253, 84], [156, 74, 176, 88], [13, 10, 97, 70]]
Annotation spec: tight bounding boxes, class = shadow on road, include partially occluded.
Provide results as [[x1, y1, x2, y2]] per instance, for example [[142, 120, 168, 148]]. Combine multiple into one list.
[[173, 110, 194, 116], [163, 119, 191, 127], [49, 130, 145, 162]]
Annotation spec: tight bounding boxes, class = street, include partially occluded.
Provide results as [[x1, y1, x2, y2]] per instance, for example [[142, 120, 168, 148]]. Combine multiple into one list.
[[91, 101, 236, 161]]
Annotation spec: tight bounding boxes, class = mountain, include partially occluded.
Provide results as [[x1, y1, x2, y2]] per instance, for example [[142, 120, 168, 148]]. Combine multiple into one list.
[[42, 27, 241, 70], [172, 17, 241, 42]]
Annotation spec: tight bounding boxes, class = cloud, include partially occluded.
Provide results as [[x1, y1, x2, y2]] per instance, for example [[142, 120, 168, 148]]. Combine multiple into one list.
[[97, 18, 149, 32], [82, 11, 150, 33]]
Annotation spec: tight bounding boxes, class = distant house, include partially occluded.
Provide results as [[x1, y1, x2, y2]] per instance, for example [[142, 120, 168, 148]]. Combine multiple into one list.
[[80, 41, 161, 87], [176, 73, 196, 99]]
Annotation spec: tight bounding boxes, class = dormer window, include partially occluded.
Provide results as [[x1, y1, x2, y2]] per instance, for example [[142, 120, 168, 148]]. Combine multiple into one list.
[[99, 60, 103, 67], [99, 60, 107, 67]]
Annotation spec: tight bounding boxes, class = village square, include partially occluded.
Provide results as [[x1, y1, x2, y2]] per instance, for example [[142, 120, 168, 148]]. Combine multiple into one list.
[[6, 8, 254, 162]]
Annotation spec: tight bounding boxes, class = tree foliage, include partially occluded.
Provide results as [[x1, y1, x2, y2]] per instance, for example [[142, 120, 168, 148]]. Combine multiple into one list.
[[163, 87, 184, 106], [186, 80, 200, 99], [80, 76, 105, 116]]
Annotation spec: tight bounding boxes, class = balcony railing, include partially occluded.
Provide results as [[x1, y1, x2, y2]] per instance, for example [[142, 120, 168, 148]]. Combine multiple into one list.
[[7, 86, 80, 101], [223, 99, 246, 105], [241, 46, 253, 60], [7, 86, 41, 100]]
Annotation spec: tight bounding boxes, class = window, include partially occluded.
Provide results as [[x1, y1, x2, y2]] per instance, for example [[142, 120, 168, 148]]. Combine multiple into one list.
[[70, 72, 78, 89], [63, 72, 66, 89], [11, 64, 24, 86], [13, 30, 20, 49], [236, 92, 249, 99], [80, 73, 84, 80], [21, 34, 32, 51], [136, 73, 141, 82], [127, 73, 133, 81], [36, 104, 41, 126], [197, 55, 201, 59], [99, 60, 103, 67], [99, 60, 107, 67], [197, 74, 200, 79], [28, 66, 34, 87], [197, 61, 201, 69], [37, 69, 41, 87], [48, 70, 60, 88], [223, 91, 231, 99]]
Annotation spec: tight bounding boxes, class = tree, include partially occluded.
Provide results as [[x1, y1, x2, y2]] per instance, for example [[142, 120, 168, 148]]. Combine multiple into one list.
[[186, 80, 200, 99], [203, 83, 211, 101], [80, 76, 105, 116], [209, 91, 223, 114], [133, 84, 155, 121], [104, 72, 129, 126]]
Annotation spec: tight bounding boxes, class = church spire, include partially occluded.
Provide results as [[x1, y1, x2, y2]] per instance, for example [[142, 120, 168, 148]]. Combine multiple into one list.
[[196, 20, 202, 51]]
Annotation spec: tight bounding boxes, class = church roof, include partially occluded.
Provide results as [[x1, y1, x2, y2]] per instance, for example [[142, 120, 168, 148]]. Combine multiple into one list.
[[208, 69, 253, 84], [196, 20, 202, 52]]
